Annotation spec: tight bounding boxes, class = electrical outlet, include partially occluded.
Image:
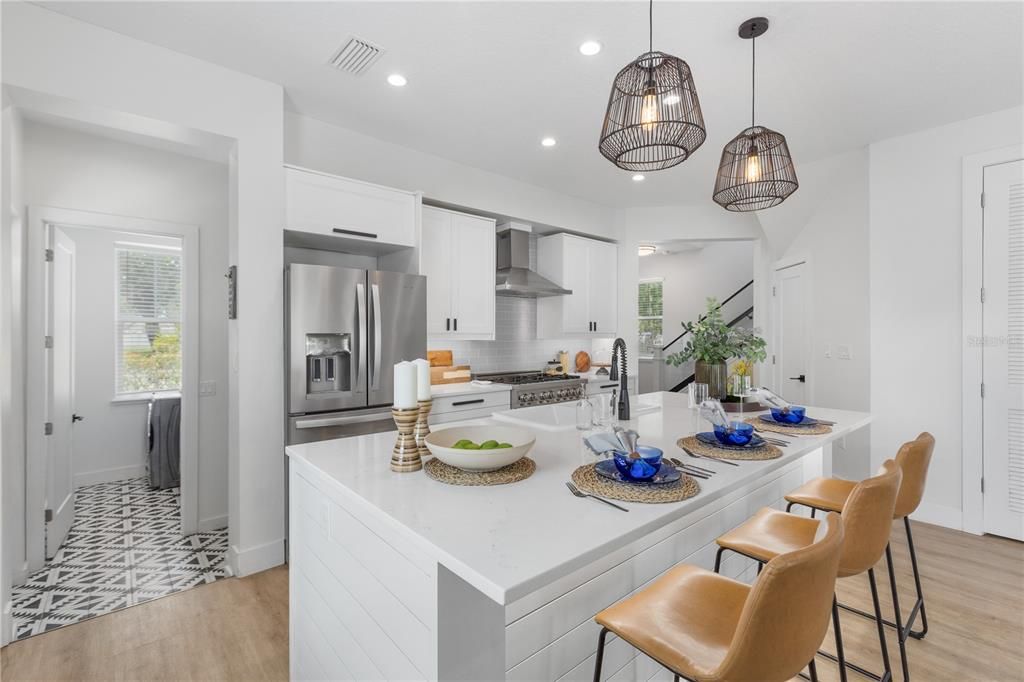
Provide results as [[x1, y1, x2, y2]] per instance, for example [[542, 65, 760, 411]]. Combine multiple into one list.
[[837, 345, 852, 360], [824, 344, 832, 359], [199, 380, 217, 397]]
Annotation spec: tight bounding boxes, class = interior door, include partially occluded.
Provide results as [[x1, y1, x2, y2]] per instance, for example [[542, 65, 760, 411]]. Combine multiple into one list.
[[775, 262, 809, 405], [450, 213, 495, 336], [982, 159, 1024, 540], [46, 226, 76, 557], [420, 207, 452, 335]]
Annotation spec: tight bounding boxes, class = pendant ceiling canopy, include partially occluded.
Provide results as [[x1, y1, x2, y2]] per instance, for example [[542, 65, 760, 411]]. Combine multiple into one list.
[[599, 1, 706, 172], [712, 18, 798, 212]]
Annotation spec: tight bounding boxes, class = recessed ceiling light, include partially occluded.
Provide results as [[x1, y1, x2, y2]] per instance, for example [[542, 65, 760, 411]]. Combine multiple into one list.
[[541, 137, 557, 147], [662, 94, 680, 105], [387, 73, 407, 87], [632, 174, 645, 182], [579, 41, 602, 56]]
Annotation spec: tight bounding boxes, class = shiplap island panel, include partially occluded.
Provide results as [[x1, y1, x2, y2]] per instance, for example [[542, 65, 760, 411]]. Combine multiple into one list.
[[286, 391, 871, 681]]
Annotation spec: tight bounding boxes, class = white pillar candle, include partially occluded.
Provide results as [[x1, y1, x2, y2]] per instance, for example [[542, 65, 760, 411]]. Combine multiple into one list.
[[413, 358, 431, 401], [393, 361, 418, 409]]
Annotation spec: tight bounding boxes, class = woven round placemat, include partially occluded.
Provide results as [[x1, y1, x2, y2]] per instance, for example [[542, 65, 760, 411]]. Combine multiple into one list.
[[424, 457, 535, 486], [570, 464, 700, 504], [743, 416, 833, 436], [676, 435, 782, 461]]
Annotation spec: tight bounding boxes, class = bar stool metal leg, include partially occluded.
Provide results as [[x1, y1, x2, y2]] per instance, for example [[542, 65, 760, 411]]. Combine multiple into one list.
[[832, 596, 849, 682], [885, 544, 911, 681], [808, 658, 820, 682], [593, 627, 609, 682], [903, 517, 929, 639], [868, 568, 894, 682]]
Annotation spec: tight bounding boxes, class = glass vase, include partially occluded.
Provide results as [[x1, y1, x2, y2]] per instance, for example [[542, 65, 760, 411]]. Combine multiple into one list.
[[695, 360, 728, 400]]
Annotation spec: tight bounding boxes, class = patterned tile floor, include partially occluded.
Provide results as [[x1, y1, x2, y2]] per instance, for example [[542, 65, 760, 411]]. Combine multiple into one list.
[[11, 477, 230, 640]]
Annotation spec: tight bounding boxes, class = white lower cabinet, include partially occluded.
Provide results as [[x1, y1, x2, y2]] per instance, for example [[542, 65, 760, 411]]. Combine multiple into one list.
[[537, 234, 618, 338], [421, 206, 496, 340]]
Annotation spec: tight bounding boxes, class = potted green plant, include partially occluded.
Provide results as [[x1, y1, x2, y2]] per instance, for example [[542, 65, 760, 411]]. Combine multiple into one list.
[[665, 298, 766, 399]]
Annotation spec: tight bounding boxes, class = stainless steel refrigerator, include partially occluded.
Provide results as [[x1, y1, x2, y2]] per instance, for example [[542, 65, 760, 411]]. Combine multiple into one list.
[[285, 264, 426, 445]]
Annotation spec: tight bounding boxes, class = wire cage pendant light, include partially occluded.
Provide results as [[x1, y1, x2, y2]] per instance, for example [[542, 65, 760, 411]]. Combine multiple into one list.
[[599, 0, 706, 172], [712, 18, 798, 212]]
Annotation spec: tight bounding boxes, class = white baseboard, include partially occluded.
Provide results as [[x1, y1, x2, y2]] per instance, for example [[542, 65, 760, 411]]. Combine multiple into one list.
[[74, 464, 147, 489], [229, 538, 285, 577], [197, 515, 228, 532], [913, 501, 963, 531]]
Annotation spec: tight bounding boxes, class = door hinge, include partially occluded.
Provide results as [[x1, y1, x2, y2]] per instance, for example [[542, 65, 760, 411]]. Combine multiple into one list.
[[981, 383, 986, 398], [44, 248, 54, 262], [772, 286, 776, 296], [981, 192, 986, 209], [772, 354, 776, 365], [44, 335, 53, 349], [44, 422, 53, 435], [44, 508, 53, 523], [981, 287, 986, 304], [981, 477, 985, 493]]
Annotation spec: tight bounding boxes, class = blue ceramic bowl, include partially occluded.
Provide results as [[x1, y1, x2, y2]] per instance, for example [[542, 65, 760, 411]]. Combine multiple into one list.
[[611, 445, 664, 482], [770, 406, 807, 424], [714, 422, 755, 446]]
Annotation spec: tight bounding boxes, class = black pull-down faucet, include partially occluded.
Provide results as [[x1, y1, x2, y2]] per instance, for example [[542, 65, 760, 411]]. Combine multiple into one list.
[[609, 338, 630, 421]]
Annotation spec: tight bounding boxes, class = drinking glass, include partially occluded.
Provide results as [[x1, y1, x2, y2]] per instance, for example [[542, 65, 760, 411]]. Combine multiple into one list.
[[594, 393, 615, 427], [689, 382, 709, 408], [575, 398, 594, 431]]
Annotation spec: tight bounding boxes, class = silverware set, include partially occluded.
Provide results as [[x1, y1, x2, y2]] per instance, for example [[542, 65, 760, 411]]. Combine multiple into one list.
[[665, 457, 714, 479], [565, 481, 630, 512], [680, 444, 739, 466]]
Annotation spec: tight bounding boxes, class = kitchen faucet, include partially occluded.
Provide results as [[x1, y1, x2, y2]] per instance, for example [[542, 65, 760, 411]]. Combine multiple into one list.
[[609, 338, 630, 421]]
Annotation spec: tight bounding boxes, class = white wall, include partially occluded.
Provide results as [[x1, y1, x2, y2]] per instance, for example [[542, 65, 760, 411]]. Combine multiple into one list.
[[3, 1, 285, 576], [285, 112, 617, 240], [870, 106, 1024, 528], [1, 95, 27, 645], [639, 241, 754, 344], [22, 122, 230, 524], [765, 149, 873, 481]]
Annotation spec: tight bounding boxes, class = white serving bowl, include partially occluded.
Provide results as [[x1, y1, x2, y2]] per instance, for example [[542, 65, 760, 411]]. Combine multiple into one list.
[[423, 425, 535, 472]]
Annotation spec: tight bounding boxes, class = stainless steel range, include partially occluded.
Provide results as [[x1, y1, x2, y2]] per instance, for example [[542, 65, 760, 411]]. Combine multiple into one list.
[[476, 370, 585, 409]]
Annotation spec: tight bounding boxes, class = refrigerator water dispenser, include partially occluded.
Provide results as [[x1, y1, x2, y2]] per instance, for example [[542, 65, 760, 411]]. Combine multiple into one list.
[[305, 333, 351, 395]]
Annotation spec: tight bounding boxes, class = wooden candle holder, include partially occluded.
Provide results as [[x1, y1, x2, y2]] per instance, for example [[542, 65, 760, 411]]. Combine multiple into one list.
[[415, 399, 432, 457], [391, 407, 422, 473]]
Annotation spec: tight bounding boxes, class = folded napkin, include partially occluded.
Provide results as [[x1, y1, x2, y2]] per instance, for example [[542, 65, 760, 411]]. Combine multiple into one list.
[[699, 399, 730, 429], [751, 386, 791, 410], [584, 432, 625, 456]]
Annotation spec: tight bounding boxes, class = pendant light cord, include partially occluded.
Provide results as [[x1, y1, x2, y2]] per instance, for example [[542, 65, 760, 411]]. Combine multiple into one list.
[[649, 0, 653, 54], [751, 32, 756, 128]]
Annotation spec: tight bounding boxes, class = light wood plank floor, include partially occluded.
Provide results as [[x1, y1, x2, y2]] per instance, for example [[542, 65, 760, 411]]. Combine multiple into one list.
[[1, 521, 1021, 681]]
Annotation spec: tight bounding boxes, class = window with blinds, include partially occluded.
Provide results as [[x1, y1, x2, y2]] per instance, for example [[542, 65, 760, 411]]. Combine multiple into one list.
[[638, 278, 664, 354], [114, 245, 182, 395]]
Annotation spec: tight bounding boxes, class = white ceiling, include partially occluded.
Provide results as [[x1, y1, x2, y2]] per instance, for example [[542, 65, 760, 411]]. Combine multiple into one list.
[[35, 1, 1024, 209]]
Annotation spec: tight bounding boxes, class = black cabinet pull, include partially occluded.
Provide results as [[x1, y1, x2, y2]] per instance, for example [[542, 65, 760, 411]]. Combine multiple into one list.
[[594, 321, 597, 332], [454, 318, 458, 331], [600, 383, 618, 389], [452, 398, 485, 406], [332, 228, 378, 239], [446, 318, 450, 331]]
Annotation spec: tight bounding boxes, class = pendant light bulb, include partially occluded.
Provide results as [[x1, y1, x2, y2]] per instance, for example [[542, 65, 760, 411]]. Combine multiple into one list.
[[640, 86, 660, 131], [745, 151, 762, 182]]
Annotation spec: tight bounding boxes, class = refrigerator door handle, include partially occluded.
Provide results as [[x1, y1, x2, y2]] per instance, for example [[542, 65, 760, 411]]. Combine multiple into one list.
[[370, 283, 383, 390], [355, 282, 367, 392], [293, 411, 392, 429]]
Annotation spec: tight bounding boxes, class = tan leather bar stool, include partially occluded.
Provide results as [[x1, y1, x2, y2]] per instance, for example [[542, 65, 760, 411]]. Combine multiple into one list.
[[786, 432, 934, 643], [591, 513, 844, 682], [714, 460, 902, 682]]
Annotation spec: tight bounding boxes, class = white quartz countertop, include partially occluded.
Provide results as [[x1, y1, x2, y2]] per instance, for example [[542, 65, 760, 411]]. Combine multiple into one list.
[[286, 392, 871, 605], [429, 381, 512, 398]]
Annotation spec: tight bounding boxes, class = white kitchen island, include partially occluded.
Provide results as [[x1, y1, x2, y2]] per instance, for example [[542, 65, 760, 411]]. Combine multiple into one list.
[[285, 392, 871, 682]]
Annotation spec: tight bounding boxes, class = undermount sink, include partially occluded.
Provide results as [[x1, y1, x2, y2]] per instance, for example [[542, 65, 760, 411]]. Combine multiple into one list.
[[492, 397, 662, 432]]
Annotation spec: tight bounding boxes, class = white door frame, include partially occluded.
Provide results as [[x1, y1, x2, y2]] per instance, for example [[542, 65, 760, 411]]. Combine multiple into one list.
[[771, 255, 813, 406], [962, 144, 1024, 535], [26, 206, 200, 570]]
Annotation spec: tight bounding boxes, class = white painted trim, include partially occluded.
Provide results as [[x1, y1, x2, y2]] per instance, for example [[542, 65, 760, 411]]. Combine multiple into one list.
[[25, 206, 203, 567], [913, 502, 964, 531], [961, 144, 1024, 535], [73, 464, 147, 489], [229, 538, 284, 577], [198, 514, 229, 532]]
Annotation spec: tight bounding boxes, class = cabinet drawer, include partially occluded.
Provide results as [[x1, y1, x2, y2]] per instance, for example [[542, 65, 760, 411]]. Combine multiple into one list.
[[286, 166, 416, 247], [431, 390, 510, 416]]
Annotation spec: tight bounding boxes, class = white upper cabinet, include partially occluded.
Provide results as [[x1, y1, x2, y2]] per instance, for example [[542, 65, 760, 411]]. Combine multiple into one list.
[[420, 206, 496, 340], [285, 165, 417, 248], [537, 234, 618, 338]]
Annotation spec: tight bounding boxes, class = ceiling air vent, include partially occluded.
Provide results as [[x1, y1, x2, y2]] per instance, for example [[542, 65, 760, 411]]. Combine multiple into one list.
[[327, 36, 385, 75]]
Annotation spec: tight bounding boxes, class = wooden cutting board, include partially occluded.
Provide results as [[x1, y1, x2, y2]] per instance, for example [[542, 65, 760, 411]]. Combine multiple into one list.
[[427, 350, 453, 367], [430, 365, 471, 384]]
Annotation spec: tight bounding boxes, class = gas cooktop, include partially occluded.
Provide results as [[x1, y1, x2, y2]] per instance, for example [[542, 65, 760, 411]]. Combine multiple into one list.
[[475, 371, 585, 408], [476, 371, 581, 385]]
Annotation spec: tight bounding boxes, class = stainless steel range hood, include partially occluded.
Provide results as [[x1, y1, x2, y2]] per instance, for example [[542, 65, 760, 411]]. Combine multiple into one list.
[[495, 228, 572, 298]]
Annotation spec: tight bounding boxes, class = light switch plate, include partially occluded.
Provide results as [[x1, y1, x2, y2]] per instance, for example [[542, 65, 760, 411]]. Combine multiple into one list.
[[837, 345, 852, 360], [199, 380, 217, 397]]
